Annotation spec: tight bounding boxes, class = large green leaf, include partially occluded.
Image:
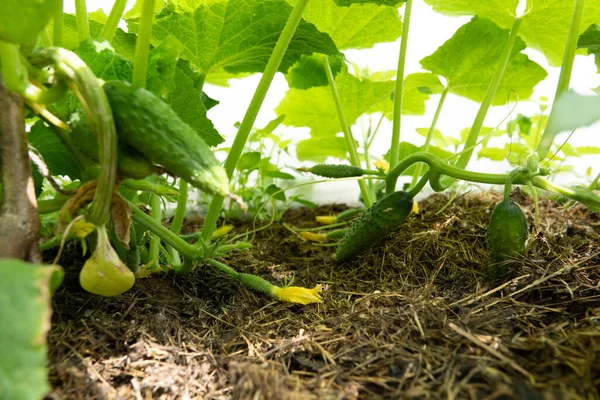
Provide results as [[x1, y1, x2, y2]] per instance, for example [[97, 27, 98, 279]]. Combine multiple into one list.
[[578, 24, 600, 73], [335, 0, 406, 6], [296, 136, 348, 162], [373, 72, 445, 118], [0, 260, 63, 400], [51, 14, 137, 59], [285, 54, 344, 89], [28, 121, 81, 181], [276, 68, 395, 136], [287, 0, 402, 50], [129, 0, 339, 75], [423, 0, 600, 67], [422, 0, 518, 28], [541, 91, 600, 153], [420, 17, 547, 105]]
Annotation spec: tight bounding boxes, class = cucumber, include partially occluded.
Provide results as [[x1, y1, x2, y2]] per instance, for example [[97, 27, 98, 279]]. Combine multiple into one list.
[[307, 164, 364, 178], [487, 200, 528, 276], [68, 110, 155, 179], [336, 191, 413, 262], [103, 80, 229, 197]]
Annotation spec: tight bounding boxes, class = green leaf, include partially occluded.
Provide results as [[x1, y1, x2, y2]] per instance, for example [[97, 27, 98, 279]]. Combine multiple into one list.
[[262, 170, 296, 180], [424, 0, 600, 67], [276, 68, 395, 136], [28, 121, 81, 181], [288, 0, 402, 50], [420, 17, 547, 105], [578, 24, 600, 73], [422, 0, 519, 28], [54, 14, 137, 59], [163, 66, 224, 146], [543, 91, 600, 144], [335, 0, 406, 6], [478, 146, 509, 161], [416, 127, 458, 148], [237, 152, 262, 171], [265, 184, 286, 201], [130, 0, 339, 75], [74, 39, 133, 81], [285, 55, 344, 89], [374, 72, 445, 118], [296, 136, 348, 162], [0, 260, 63, 400], [0, 0, 60, 44]]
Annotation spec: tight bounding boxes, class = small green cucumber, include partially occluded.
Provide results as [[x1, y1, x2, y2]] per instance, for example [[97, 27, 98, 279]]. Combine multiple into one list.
[[103, 80, 229, 197], [307, 164, 364, 178], [336, 191, 413, 262], [68, 111, 154, 180], [487, 200, 529, 276]]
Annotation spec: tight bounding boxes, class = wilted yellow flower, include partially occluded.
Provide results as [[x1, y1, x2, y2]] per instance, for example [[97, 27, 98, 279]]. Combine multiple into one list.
[[374, 159, 390, 172], [70, 219, 96, 238], [212, 224, 234, 238], [300, 231, 328, 242], [271, 285, 323, 305], [315, 215, 337, 225]]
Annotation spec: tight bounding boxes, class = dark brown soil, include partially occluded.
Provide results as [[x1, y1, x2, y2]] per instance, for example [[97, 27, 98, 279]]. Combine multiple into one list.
[[45, 192, 600, 399]]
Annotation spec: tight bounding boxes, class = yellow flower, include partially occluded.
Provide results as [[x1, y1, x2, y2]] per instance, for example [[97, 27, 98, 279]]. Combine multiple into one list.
[[300, 231, 328, 242], [212, 224, 234, 238], [412, 201, 419, 214], [70, 220, 96, 238], [315, 215, 337, 225], [271, 285, 323, 305], [374, 159, 390, 172]]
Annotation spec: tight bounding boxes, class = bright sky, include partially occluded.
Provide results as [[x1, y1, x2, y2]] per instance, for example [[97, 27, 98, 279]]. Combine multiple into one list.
[[70, 1, 600, 203]]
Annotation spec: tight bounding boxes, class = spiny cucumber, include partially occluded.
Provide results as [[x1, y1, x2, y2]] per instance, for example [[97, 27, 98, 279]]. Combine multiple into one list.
[[336, 191, 413, 262]]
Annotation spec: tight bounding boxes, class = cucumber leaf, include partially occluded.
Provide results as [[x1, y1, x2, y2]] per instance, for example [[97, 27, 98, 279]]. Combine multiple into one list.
[[578, 24, 600, 73], [423, 0, 600, 67], [420, 17, 547, 105], [28, 121, 82, 181], [296, 136, 348, 162], [287, 0, 402, 50], [129, 0, 339, 75], [0, 260, 63, 400], [286, 55, 344, 90], [276, 67, 395, 136], [335, 0, 406, 6]]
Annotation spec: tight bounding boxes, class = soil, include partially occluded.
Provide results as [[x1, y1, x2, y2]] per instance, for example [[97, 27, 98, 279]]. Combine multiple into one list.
[[44, 192, 600, 400]]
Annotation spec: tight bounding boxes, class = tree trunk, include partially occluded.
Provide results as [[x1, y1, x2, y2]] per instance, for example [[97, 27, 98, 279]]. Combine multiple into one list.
[[0, 75, 41, 262]]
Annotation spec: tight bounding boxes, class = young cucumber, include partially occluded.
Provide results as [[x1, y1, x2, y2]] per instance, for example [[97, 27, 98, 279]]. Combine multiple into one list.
[[69, 110, 155, 180], [487, 200, 528, 276], [336, 191, 413, 262], [307, 164, 364, 178], [103, 80, 229, 197]]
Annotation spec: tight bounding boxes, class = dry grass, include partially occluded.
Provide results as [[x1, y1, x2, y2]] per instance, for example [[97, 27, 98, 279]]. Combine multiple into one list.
[[46, 192, 600, 399]]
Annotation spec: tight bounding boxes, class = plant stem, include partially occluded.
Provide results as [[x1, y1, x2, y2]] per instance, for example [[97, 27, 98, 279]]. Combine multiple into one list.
[[323, 56, 373, 207], [40, 29, 53, 48], [388, 0, 413, 192], [199, 0, 310, 245], [439, 17, 522, 189], [148, 192, 162, 269], [100, 0, 128, 41], [128, 200, 201, 259], [168, 179, 188, 265], [411, 87, 448, 186], [132, 0, 155, 88], [0, 76, 41, 262], [0, 41, 29, 93], [536, 0, 585, 160], [74, 0, 90, 41], [54, 0, 64, 47]]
